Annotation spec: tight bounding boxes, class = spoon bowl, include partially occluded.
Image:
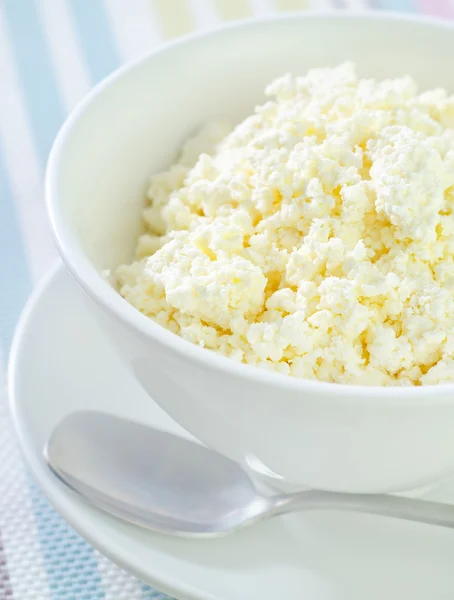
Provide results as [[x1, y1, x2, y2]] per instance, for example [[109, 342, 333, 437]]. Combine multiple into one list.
[[45, 411, 271, 536]]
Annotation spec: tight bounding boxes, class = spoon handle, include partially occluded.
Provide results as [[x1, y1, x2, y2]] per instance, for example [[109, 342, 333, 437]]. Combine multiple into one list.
[[272, 490, 454, 529]]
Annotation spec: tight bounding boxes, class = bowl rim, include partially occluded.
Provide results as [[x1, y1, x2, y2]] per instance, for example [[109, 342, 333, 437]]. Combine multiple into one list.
[[45, 9, 454, 403]]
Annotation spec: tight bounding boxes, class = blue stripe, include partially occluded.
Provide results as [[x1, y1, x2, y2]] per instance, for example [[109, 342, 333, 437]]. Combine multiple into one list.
[[2, 0, 66, 167], [142, 583, 172, 599], [28, 478, 104, 600], [0, 150, 31, 352], [377, 0, 416, 10], [2, 2, 106, 596], [68, 0, 120, 82]]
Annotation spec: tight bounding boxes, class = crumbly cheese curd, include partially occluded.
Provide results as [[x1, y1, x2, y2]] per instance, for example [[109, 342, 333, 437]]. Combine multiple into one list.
[[115, 63, 454, 386]]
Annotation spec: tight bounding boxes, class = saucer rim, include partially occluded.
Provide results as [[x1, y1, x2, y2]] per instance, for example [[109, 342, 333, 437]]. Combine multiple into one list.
[[8, 262, 220, 600]]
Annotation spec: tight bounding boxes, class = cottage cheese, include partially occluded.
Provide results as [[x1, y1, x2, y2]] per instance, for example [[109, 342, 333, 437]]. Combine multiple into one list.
[[115, 63, 454, 386]]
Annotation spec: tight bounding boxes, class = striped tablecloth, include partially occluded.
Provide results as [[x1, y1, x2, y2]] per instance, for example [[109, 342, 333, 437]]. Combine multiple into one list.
[[1, 1, 454, 598]]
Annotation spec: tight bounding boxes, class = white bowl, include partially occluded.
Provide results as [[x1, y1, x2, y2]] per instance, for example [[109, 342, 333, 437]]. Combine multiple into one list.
[[46, 12, 454, 494]]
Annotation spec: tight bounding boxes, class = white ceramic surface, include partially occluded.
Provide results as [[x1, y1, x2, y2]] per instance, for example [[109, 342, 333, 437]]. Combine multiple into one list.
[[46, 12, 454, 493], [10, 263, 454, 600]]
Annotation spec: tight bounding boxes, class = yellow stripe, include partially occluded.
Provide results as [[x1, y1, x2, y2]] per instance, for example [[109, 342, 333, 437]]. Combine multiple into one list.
[[151, 0, 195, 39], [214, 0, 252, 20], [274, 0, 308, 10]]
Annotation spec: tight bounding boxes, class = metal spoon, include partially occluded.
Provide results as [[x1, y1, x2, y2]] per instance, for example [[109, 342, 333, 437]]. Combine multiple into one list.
[[44, 411, 454, 538]]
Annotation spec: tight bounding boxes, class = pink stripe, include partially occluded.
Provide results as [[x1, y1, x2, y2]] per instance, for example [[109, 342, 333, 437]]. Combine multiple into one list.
[[417, 0, 454, 16], [0, 532, 13, 599]]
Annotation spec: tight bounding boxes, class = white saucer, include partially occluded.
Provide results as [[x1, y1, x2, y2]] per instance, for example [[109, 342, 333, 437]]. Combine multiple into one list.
[[9, 264, 454, 600]]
